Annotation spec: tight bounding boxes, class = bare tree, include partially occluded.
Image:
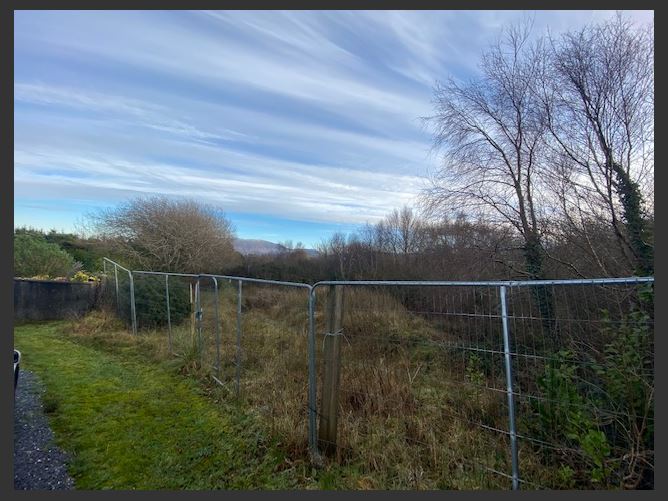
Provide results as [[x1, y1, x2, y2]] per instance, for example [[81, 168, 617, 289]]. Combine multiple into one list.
[[87, 196, 239, 273], [422, 21, 562, 332], [420, 214, 519, 280], [424, 22, 552, 280], [381, 206, 426, 265], [317, 231, 351, 279], [541, 13, 654, 275]]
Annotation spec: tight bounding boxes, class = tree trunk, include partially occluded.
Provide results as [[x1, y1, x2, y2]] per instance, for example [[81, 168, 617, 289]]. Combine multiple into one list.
[[611, 162, 654, 276], [524, 233, 558, 344]]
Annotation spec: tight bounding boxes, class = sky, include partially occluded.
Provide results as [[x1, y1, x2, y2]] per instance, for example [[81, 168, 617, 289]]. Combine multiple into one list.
[[14, 10, 653, 248]]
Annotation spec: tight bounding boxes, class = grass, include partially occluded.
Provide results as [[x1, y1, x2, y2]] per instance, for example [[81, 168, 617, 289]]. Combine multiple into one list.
[[14, 321, 314, 489]]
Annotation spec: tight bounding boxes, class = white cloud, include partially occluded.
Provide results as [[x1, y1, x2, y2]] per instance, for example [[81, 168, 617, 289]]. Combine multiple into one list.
[[15, 147, 422, 224], [14, 10, 653, 235]]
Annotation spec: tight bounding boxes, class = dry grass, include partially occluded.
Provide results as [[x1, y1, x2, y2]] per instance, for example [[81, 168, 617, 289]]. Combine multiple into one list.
[[205, 285, 520, 488], [66, 286, 562, 489]]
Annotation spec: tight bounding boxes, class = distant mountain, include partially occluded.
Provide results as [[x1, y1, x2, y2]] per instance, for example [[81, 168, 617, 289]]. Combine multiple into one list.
[[233, 238, 318, 257], [233, 238, 286, 255]]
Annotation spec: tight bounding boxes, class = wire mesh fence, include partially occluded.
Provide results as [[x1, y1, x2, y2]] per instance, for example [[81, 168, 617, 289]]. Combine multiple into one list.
[[100, 258, 653, 490], [103, 258, 136, 334], [310, 278, 654, 489], [504, 281, 654, 489], [191, 275, 314, 457], [121, 270, 199, 359], [311, 283, 514, 489]]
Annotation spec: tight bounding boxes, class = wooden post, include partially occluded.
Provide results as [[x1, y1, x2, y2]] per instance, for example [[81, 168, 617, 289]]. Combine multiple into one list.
[[318, 285, 344, 457]]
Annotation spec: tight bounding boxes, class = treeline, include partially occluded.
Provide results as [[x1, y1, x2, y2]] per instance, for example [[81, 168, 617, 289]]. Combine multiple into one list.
[[422, 14, 654, 282], [13, 197, 242, 280], [230, 204, 652, 283]]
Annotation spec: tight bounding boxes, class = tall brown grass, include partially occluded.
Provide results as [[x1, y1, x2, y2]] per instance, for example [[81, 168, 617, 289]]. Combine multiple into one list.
[[64, 285, 574, 489]]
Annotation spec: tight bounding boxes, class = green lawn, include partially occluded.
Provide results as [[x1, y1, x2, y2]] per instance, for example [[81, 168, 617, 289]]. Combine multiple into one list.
[[14, 322, 310, 489]]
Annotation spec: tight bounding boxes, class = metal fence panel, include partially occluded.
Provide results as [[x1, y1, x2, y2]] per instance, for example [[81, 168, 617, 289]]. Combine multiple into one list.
[[504, 281, 654, 489], [100, 258, 653, 490], [311, 283, 515, 489], [200, 275, 313, 458], [104, 258, 136, 335], [309, 278, 653, 489]]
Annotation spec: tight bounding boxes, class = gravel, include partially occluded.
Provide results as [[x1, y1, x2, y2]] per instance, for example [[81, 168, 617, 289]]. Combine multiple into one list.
[[14, 369, 75, 490]]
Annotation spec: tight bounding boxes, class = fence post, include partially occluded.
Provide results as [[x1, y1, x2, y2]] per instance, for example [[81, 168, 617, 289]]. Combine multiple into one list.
[[500, 285, 519, 490], [318, 284, 344, 457], [195, 280, 203, 360], [113, 264, 120, 314], [236, 280, 243, 397], [165, 274, 172, 353], [189, 282, 195, 346], [212, 277, 222, 380], [128, 271, 137, 336], [307, 287, 318, 461]]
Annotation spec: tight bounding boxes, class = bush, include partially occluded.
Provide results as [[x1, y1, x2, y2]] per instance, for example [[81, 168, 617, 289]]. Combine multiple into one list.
[[15, 226, 109, 273], [592, 285, 654, 488], [87, 196, 239, 273], [126, 275, 191, 329], [14, 234, 77, 278], [528, 284, 654, 488], [44, 231, 107, 272]]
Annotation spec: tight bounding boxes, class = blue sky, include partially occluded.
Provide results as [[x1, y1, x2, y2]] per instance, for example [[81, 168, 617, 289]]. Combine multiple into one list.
[[14, 10, 653, 247]]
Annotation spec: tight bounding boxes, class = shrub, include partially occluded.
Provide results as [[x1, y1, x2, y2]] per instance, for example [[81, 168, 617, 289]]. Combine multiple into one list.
[[44, 230, 107, 272], [528, 284, 654, 488], [86, 196, 239, 273], [528, 350, 611, 486], [591, 285, 654, 488], [14, 234, 77, 278], [124, 275, 191, 329]]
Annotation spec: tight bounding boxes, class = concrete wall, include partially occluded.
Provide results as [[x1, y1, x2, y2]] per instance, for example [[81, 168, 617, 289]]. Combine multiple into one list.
[[14, 279, 102, 321]]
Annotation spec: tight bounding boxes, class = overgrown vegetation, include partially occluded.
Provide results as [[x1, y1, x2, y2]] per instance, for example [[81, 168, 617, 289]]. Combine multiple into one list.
[[12, 11, 653, 492], [14, 227, 108, 278], [83, 196, 240, 273], [57, 275, 651, 489], [521, 284, 654, 488], [13, 233, 78, 278]]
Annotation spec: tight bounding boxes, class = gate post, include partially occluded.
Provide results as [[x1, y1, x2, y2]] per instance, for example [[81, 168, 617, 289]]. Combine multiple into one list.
[[189, 282, 195, 345], [113, 264, 120, 314], [128, 271, 137, 336], [211, 277, 222, 380], [235, 280, 243, 397], [194, 279, 203, 360]]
